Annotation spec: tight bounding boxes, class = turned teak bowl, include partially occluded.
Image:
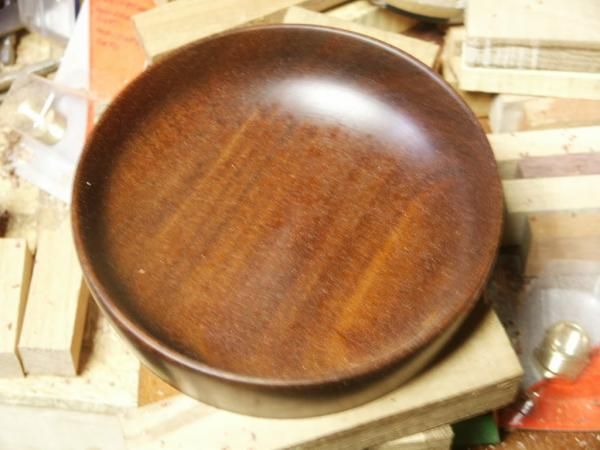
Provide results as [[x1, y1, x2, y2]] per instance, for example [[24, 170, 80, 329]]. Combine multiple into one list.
[[72, 25, 502, 417]]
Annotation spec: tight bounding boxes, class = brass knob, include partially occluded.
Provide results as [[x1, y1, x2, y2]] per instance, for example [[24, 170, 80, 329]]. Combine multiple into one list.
[[534, 321, 591, 380]]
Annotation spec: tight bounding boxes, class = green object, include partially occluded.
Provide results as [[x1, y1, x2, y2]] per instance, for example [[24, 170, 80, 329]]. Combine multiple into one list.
[[452, 413, 500, 448]]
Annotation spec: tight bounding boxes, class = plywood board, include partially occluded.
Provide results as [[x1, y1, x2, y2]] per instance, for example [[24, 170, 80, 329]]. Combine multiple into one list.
[[133, 0, 349, 62], [327, 0, 417, 33], [0, 239, 32, 377], [18, 217, 89, 376], [523, 212, 600, 277], [122, 309, 521, 450], [0, 304, 140, 413], [488, 126, 600, 179], [465, 0, 600, 49], [283, 7, 439, 67]]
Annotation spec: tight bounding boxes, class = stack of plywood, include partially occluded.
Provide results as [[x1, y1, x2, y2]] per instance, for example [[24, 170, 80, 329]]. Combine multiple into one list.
[[0, 2, 526, 449], [458, 0, 600, 99]]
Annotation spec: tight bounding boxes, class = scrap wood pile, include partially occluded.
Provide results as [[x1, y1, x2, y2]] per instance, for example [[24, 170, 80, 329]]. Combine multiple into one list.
[[0, 0, 599, 449]]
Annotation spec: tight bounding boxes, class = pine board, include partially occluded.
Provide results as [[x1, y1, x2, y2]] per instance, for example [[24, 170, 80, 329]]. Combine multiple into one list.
[[327, 0, 417, 33], [133, 0, 349, 62], [283, 7, 439, 67]]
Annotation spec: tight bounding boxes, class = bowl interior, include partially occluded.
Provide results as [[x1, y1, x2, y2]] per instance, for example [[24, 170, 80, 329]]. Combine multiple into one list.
[[73, 25, 502, 386]]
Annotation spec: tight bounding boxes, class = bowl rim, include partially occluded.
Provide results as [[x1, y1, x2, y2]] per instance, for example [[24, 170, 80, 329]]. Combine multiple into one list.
[[72, 23, 503, 390]]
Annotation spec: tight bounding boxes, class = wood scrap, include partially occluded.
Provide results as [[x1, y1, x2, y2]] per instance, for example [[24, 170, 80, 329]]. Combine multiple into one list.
[[523, 212, 600, 277], [502, 175, 600, 245], [458, 56, 600, 99], [18, 217, 89, 376], [133, 0, 350, 62], [489, 95, 600, 133], [121, 309, 521, 450], [517, 153, 600, 179], [327, 0, 418, 33], [0, 303, 140, 413], [488, 126, 600, 179], [383, 0, 463, 22], [138, 365, 453, 450], [283, 7, 440, 67], [0, 239, 32, 377], [465, 0, 600, 72]]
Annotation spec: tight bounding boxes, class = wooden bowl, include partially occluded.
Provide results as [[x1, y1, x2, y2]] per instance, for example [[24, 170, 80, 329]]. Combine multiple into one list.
[[72, 25, 502, 417]]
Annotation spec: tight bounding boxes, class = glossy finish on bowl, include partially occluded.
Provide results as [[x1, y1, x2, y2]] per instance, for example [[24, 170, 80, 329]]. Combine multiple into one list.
[[72, 25, 502, 417]]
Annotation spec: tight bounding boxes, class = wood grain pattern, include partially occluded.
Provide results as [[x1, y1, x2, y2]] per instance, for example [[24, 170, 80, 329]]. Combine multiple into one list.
[[502, 175, 600, 245], [18, 217, 89, 376], [0, 303, 140, 413], [121, 309, 521, 449], [283, 7, 439, 66], [488, 126, 600, 179], [517, 153, 600, 179], [490, 95, 600, 133], [523, 212, 600, 277], [0, 239, 32, 377], [73, 25, 502, 416], [465, 0, 600, 49], [132, 0, 349, 62]]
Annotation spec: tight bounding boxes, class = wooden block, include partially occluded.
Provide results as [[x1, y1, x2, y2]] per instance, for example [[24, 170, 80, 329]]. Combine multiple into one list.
[[502, 175, 600, 245], [133, 0, 349, 62], [18, 217, 89, 376], [326, 0, 417, 33], [384, 0, 463, 21], [488, 126, 600, 179], [490, 95, 600, 133], [0, 239, 32, 377], [138, 364, 452, 450], [465, 0, 600, 50], [122, 309, 521, 450], [517, 153, 600, 178], [523, 212, 600, 277], [0, 303, 140, 413], [283, 7, 440, 67], [458, 58, 600, 100]]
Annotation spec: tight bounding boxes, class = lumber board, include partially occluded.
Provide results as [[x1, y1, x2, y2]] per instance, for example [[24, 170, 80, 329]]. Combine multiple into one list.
[[465, 0, 600, 50], [327, 0, 417, 33], [133, 0, 349, 62], [0, 403, 125, 450], [137, 364, 453, 450], [502, 175, 600, 245], [517, 153, 600, 179], [0, 303, 140, 413], [489, 95, 600, 133], [122, 309, 521, 450], [384, 0, 463, 21], [0, 239, 32, 377], [523, 212, 600, 277], [488, 126, 600, 179], [457, 59, 600, 100], [283, 7, 439, 67], [18, 217, 89, 376]]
